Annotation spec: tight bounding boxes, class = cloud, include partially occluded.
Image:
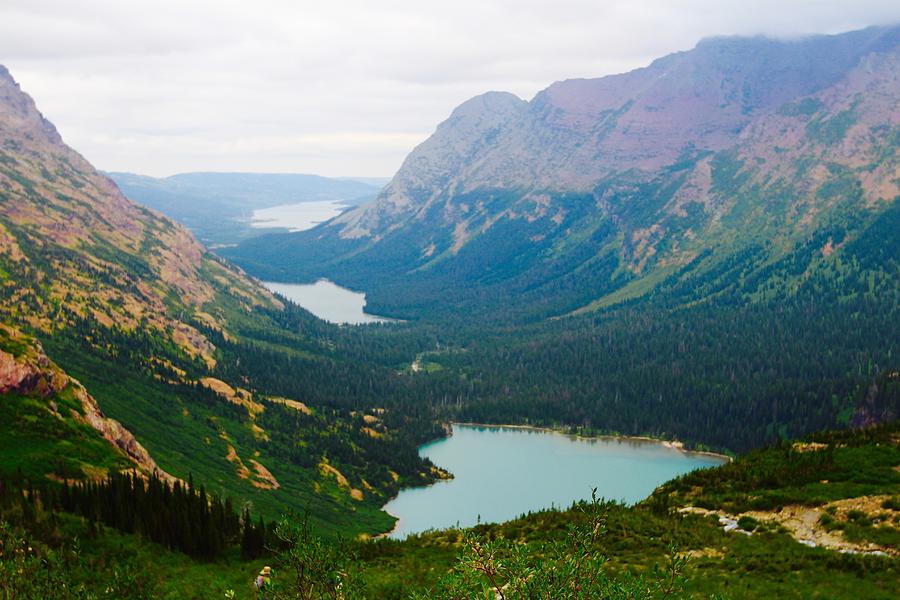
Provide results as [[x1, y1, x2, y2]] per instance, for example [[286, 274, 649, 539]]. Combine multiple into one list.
[[1, 0, 897, 177]]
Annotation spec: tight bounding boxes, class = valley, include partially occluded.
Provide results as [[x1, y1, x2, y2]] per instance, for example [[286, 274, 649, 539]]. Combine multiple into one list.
[[0, 16, 898, 600], [222, 24, 900, 456], [108, 172, 383, 247]]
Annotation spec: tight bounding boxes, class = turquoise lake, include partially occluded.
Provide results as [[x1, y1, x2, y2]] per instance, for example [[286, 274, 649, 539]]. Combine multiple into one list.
[[383, 424, 727, 539]]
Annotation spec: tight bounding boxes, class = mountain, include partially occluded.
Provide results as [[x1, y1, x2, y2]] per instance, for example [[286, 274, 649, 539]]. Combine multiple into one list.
[[108, 171, 382, 247], [221, 25, 900, 453], [0, 61, 265, 484], [0, 65, 442, 534], [226, 25, 899, 323]]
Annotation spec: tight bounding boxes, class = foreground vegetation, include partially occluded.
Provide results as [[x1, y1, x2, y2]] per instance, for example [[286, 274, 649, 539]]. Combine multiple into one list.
[[1, 423, 896, 599]]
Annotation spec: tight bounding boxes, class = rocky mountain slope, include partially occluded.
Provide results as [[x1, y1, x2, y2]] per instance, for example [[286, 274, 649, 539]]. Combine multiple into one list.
[[0, 65, 440, 533], [0, 324, 169, 482], [0, 63, 273, 480], [0, 65, 279, 365], [227, 25, 899, 322]]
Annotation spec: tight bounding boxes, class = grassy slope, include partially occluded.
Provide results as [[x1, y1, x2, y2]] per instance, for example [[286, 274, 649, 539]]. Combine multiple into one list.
[[38, 333, 395, 536], [0, 391, 130, 482], [657, 426, 900, 512]]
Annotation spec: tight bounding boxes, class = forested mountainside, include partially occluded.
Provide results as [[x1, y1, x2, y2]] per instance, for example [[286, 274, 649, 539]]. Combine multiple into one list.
[[226, 25, 899, 322], [0, 65, 445, 535], [221, 25, 900, 452], [108, 172, 381, 246]]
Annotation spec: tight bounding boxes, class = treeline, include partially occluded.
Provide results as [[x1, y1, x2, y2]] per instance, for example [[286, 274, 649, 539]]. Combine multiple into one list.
[[1, 471, 271, 560], [428, 292, 899, 453]]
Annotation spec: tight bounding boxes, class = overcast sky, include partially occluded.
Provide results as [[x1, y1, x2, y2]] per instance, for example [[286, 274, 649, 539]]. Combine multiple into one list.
[[1, 1, 898, 178]]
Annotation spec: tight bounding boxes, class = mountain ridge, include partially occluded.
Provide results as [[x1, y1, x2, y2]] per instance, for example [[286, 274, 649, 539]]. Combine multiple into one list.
[[225, 24, 899, 322], [333, 25, 897, 238]]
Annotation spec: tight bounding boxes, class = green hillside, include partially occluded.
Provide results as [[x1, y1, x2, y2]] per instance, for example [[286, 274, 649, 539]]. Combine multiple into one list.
[[0, 64, 441, 536]]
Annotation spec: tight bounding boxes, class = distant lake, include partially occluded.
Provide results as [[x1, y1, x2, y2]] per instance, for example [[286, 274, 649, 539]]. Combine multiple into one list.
[[262, 280, 394, 325], [384, 424, 726, 539], [250, 200, 348, 232]]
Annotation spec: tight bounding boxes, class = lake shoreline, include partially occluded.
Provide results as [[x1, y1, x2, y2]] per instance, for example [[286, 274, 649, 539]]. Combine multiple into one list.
[[450, 422, 733, 463], [374, 421, 730, 539], [374, 512, 401, 540], [375, 458, 461, 539], [250, 200, 351, 233]]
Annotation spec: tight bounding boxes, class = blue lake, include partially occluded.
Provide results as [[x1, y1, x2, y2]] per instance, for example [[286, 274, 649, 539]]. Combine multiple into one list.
[[383, 424, 726, 539]]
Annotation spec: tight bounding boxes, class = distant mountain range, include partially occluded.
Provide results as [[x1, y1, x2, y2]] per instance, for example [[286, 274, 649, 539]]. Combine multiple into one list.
[[226, 24, 899, 322], [108, 171, 385, 246]]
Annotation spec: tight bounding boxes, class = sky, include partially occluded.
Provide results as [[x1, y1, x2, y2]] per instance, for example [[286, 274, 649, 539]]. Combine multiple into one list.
[[1, 1, 898, 178]]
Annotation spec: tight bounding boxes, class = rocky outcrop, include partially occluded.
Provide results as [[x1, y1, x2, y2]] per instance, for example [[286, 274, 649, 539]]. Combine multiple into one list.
[[72, 380, 178, 485], [0, 325, 176, 483], [0, 349, 65, 397]]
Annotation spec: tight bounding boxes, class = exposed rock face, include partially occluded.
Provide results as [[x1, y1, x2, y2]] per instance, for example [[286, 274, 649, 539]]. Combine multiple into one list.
[[333, 26, 899, 241], [0, 325, 175, 482], [0, 349, 61, 397], [73, 379, 177, 484]]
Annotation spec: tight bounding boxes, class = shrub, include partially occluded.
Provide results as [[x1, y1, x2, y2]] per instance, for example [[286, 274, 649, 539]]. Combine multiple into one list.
[[738, 515, 760, 532], [414, 490, 689, 600]]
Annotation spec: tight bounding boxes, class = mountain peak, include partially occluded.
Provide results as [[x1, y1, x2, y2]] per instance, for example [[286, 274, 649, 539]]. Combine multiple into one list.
[[447, 91, 526, 121], [0, 63, 63, 145]]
